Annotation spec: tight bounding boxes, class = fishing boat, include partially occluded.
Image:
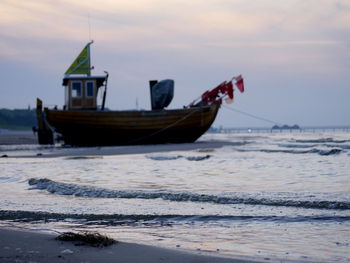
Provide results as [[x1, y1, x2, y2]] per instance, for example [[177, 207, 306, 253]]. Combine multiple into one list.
[[36, 42, 244, 146]]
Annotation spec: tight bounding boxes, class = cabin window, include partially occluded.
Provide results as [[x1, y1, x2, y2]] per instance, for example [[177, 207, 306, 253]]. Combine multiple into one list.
[[71, 81, 82, 98], [85, 81, 94, 97]]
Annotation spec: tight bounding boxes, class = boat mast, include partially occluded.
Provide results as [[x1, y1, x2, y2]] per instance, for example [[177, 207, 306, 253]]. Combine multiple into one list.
[[101, 71, 109, 110], [87, 40, 92, 76]]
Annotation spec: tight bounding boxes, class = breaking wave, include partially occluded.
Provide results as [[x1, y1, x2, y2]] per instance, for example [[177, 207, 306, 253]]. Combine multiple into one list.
[[279, 144, 350, 150], [1, 210, 349, 224], [146, 154, 211, 161], [28, 178, 350, 210], [238, 148, 342, 155], [278, 144, 318, 149], [294, 138, 348, 144], [64, 156, 103, 160]]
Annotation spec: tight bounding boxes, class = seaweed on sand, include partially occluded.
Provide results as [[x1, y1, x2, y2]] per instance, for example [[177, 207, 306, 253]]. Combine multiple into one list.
[[55, 232, 117, 247]]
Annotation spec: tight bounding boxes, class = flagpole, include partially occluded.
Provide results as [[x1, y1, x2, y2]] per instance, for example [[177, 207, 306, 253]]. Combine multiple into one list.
[[101, 71, 109, 110], [87, 40, 93, 76]]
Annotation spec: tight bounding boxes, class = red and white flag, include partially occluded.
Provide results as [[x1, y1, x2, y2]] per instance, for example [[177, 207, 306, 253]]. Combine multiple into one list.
[[235, 75, 244, 93]]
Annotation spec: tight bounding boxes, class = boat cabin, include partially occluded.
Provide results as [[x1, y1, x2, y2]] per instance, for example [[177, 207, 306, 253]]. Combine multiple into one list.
[[62, 76, 106, 110]]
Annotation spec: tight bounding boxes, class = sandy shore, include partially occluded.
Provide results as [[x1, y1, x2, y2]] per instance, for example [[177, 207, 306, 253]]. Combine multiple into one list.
[[0, 228, 277, 263], [0, 130, 239, 158], [38, 140, 237, 158]]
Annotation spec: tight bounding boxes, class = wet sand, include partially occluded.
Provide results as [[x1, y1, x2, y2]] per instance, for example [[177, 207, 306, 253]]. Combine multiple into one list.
[[0, 228, 280, 263], [35, 140, 237, 158], [0, 130, 239, 158]]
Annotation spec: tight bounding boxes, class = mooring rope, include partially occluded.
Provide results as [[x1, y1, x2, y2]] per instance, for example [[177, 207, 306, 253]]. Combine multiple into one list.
[[223, 105, 281, 125]]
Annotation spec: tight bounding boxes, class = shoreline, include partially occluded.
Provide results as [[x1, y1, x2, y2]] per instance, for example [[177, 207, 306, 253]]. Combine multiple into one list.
[[0, 134, 239, 158], [0, 131, 37, 145], [0, 227, 285, 263]]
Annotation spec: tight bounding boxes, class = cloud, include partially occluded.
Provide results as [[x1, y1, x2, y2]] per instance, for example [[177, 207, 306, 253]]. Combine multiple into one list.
[[0, 0, 349, 81], [1, 0, 349, 49]]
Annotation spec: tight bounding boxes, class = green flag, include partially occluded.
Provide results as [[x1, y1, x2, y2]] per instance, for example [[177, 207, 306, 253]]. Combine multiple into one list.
[[65, 42, 92, 75]]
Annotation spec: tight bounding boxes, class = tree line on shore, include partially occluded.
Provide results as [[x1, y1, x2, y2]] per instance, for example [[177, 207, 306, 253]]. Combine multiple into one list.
[[0, 109, 36, 130]]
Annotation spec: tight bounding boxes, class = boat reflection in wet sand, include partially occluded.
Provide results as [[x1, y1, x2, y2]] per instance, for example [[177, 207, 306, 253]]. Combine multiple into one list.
[[36, 42, 244, 146]]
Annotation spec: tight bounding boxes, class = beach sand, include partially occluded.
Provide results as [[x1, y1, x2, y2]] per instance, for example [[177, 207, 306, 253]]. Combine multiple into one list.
[[0, 228, 279, 263], [0, 130, 240, 158], [36, 140, 238, 158]]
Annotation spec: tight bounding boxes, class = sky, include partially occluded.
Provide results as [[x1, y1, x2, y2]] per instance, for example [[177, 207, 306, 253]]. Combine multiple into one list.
[[1, 0, 349, 128]]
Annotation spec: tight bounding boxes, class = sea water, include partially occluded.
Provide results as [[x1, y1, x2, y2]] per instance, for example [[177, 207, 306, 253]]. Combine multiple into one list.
[[0, 132, 349, 262]]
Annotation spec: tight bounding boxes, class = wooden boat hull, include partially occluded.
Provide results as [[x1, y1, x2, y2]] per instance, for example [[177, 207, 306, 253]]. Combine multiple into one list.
[[44, 102, 220, 146]]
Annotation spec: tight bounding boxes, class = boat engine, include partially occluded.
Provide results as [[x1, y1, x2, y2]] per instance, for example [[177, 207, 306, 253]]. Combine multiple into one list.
[[149, 79, 174, 110]]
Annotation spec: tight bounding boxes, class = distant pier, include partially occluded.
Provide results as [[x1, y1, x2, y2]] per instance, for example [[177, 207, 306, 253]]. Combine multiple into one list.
[[208, 126, 350, 134]]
